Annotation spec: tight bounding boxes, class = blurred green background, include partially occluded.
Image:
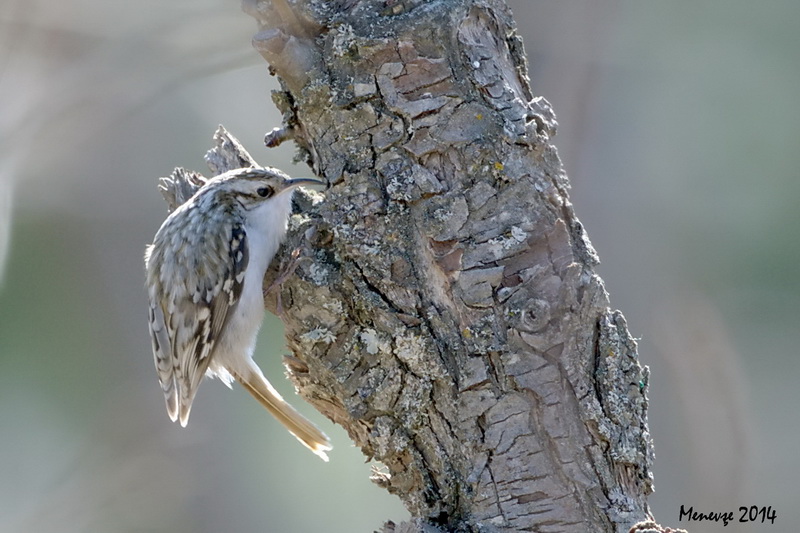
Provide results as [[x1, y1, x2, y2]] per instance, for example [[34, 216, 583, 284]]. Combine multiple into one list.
[[0, 1, 797, 532]]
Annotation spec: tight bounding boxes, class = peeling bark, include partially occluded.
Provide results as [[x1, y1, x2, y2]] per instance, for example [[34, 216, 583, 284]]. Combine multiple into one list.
[[159, 1, 655, 531]]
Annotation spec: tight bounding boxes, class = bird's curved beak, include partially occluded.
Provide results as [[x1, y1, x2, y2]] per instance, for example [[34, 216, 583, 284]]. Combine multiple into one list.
[[284, 176, 329, 191]]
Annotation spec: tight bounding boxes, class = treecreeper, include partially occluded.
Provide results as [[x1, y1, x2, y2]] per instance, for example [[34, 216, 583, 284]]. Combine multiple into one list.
[[144, 166, 331, 461]]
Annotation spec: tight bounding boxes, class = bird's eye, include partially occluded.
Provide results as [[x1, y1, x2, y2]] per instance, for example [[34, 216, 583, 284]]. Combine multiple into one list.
[[256, 186, 273, 198]]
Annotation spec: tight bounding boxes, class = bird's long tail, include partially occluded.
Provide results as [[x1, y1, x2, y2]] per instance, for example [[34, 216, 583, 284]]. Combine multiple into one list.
[[233, 367, 332, 461]]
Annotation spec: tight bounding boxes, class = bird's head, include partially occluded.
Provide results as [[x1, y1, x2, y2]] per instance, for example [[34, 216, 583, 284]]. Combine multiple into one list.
[[209, 167, 326, 211]]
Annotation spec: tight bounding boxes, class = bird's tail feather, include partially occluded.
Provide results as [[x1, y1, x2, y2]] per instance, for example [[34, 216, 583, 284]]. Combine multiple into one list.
[[234, 368, 332, 461]]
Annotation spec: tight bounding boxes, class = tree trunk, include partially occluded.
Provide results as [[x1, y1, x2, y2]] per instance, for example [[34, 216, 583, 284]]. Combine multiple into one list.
[[165, 1, 657, 531]]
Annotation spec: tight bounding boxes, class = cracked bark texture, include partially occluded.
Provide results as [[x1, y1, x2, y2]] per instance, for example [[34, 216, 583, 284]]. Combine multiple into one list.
[[162, 1, 655, 531]]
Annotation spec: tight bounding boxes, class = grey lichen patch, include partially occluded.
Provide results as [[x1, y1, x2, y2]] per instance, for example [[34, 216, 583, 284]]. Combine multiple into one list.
[[321, 297, 344, 316], [288, 283, 345, 331], [377, 154, 445, 204], [299, 326, 338, 346], [330, 23, 358, 57], [307, 262, 330, 285], [394, 331, 447, 379], [360, 327, 391, 355], [325, 175, 386, 227], [372, 415, 410, 456], [385, 167, 417, 203], [395, 374, 433, 427], [423, 193, 468, 241], [461, 312, 504, 355]]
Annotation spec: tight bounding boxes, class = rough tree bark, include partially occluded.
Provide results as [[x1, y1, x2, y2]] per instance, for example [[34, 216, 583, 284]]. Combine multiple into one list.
[[160, 1, 659, 531]]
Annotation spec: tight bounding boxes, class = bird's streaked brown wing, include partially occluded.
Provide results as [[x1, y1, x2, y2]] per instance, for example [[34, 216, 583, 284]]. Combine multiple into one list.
[[146, 218, 248, 426]]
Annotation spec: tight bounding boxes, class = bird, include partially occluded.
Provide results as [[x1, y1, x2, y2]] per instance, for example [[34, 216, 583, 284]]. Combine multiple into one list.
[[144, 166, 331, 461]]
